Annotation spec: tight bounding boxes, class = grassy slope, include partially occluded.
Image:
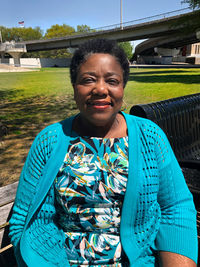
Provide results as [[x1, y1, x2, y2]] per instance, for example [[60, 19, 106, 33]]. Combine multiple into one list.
[[0, 67, 200, 186]]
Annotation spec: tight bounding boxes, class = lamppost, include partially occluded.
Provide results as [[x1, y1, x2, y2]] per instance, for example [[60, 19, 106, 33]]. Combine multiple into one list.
[[0, 30, 2, 43], [120, 0, 123, 29]]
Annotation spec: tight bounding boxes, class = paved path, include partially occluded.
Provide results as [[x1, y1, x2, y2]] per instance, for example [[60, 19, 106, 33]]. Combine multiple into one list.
[[0, 64, 39, 72]]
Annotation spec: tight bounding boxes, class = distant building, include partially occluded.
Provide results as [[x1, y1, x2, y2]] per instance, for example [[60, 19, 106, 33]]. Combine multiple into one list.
[[174, 42, 200, 64], [135, 39, 200, 65], [187, 42, 200, 56], [185, 42, 200, 64]]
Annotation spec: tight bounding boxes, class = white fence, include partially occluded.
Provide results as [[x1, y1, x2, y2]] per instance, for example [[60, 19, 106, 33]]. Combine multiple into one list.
[[0, 58, 71, 68]]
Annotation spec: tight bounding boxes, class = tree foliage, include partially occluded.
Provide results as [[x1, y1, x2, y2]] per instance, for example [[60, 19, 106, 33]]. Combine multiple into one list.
[[24, 48, 72, 59], [39, 24, 76, 58], [44, 24, 75, 39], [0, 26, 43, 42], [118, 41, 133, 60], [76, 24, 91, 33], [75, 25, 97, 36], [181, 0, 200, 9]]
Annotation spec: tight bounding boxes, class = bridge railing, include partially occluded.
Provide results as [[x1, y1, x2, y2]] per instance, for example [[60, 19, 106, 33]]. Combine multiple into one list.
[[88, 7, 193, 32]]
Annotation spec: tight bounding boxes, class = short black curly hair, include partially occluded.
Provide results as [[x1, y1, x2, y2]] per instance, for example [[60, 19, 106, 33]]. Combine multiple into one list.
[[70, 38, 130, 87]]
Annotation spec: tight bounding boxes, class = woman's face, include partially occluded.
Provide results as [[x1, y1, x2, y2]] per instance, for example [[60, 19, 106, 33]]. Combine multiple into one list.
[[73, 53, 124, 127]]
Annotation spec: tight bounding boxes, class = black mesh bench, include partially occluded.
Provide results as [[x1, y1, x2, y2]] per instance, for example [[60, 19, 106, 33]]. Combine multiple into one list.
[[130, 93, 200, 265]]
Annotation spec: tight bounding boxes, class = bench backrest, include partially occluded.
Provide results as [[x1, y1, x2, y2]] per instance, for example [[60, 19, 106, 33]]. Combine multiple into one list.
[[130, 93, 200, 162]]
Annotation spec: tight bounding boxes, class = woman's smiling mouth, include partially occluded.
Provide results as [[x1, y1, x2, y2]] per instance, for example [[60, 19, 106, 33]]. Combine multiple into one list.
[[87, 101, 112, 109]]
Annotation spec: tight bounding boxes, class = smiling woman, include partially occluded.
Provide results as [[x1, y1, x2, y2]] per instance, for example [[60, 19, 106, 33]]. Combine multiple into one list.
[[73, 53, 126, 137], [9, 39, 198, 267]]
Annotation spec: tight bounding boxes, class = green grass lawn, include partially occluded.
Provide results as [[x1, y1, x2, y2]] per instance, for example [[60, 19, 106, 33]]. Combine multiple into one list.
[[1, 67, 200, 111], [0, 67, 200, 186], [124, 67, 200, 107]]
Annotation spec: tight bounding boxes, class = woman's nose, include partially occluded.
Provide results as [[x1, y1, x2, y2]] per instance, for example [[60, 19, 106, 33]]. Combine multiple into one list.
[[93, 80, 108, 95]]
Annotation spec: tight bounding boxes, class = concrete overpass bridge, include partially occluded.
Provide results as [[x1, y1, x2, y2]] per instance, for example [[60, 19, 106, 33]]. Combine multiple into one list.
[[22, 8, 200, 52], [1, 8, 200, 66], [134, 32, 200, 56], [133, 13, 200, 64]]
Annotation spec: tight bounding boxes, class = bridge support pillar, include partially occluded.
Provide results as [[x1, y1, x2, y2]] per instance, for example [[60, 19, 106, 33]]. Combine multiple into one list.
[[154, 48, 180, 64], [7, 52, 24, 67], [0, 51, 4, 59]]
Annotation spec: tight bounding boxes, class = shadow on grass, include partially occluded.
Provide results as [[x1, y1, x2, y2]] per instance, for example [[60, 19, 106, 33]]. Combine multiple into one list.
[[129, 71, 200, 84], [1, 94, 78, 139], [0, 88, 22, 101], [0, 94, 79, 186]]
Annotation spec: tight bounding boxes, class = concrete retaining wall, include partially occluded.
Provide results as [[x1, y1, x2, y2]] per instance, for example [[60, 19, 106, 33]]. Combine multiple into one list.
[[172, 56, 186, 63], [0, 58, 71, 68], [137, 56, 173, 65]]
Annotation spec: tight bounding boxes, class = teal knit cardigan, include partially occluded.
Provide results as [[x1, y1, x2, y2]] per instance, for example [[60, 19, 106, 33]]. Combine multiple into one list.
[[9, 113, 198, 266]]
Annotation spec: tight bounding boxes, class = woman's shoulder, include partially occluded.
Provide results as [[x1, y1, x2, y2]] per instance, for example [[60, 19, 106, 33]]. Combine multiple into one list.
[[125, 112, 168, 144], [26, 115, 76, 156], [124, 112, 161, 131], [35, 115, 75, 140]]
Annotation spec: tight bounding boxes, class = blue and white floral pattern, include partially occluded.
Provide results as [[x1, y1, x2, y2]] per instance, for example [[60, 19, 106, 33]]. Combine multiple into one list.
[[54, 136, 129, 266]]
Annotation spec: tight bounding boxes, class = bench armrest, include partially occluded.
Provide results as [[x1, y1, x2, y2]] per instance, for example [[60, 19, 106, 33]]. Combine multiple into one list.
[[178, 160, 200, 170]]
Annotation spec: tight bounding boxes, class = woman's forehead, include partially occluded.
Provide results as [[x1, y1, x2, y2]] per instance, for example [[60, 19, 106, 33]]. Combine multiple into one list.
[[79, 53, 123, 72]]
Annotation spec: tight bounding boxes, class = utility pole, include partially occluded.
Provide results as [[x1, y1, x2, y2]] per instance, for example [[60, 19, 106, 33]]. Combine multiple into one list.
[[120, 0, 123, 29], [0, 30, 3, 61], [0, 30, 3, 43]]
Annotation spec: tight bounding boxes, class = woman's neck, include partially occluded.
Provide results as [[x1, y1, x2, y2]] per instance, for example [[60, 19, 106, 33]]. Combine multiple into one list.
[[73, 113, 127, 138]]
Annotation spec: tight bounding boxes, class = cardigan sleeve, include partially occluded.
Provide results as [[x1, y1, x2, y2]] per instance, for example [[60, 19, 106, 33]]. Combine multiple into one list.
[[9, 124, 61, 265], [20, 185, 69, 267], [154, 126, 198, 263]]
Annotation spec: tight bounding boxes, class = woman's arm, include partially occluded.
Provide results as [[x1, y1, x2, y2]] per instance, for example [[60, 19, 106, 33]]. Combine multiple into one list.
[[153, 125, 198, 264], [159, 251, 196, 267], [9, 124, 60, 265]]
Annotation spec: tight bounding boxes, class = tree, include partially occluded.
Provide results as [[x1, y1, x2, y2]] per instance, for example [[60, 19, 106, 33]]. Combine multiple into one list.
[[118, 41, 133, 60], [0, 26, 43, 42], [76, 24, 91, 33], [33, 24, 76, 58], [181, 0, 200, 9], [44, 24, 75, 39]]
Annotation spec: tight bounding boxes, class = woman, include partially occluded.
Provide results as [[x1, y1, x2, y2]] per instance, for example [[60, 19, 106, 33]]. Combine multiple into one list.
[[9, 39, 198, 266]]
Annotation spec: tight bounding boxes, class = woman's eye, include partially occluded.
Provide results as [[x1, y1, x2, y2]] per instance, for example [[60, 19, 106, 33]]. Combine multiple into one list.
[[107, 79, 119, 85], [81, 77, 95, 84]]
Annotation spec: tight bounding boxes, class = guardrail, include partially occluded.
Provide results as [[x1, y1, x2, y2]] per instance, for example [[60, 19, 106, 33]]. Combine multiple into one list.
[[90, 7, 193, 32]]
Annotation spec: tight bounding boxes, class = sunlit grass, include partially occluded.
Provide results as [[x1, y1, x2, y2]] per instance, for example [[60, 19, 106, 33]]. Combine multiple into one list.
[[1, 66, 200, 133], [124, 67, 200, 110], [0, 68, 73, 101], [1, 67, 199, 109]]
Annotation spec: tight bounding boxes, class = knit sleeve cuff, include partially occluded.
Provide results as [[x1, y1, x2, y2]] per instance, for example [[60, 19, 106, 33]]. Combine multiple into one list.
[[155, 222, 198, 264]]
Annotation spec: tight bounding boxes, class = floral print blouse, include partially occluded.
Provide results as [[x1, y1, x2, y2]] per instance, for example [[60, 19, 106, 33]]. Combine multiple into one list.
[[54, 136, 129, 266]]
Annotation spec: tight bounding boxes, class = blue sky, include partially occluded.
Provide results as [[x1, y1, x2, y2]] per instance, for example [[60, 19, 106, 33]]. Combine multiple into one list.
[[2, 0, 190, 32], [1, 0, 191, 48]]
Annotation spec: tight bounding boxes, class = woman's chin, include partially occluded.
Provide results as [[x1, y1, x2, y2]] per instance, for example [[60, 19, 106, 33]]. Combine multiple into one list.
[[82, 112, 118, 127]]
